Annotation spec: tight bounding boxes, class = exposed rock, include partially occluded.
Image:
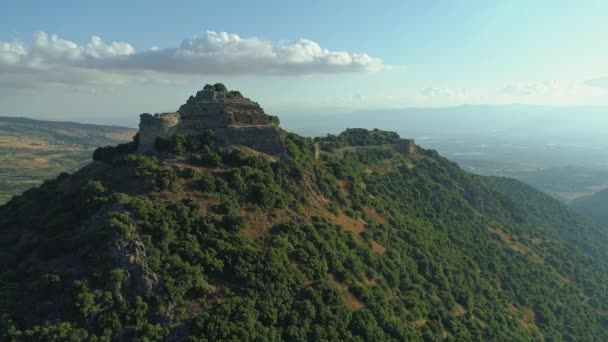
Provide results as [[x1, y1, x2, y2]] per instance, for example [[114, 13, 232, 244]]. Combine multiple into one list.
[[108, 234, 162, 296]]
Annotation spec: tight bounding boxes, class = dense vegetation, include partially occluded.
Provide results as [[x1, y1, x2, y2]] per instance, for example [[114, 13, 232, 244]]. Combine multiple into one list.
[[315, 128, 401, 151], [1, 128, 607, 341], [572, 188, 608, 228]]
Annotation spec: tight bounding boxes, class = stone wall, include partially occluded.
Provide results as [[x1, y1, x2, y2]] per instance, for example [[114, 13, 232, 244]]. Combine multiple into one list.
[[216, 126, 287, 158], [137, 87, 287, 157], [394, 139, 416, 155], [138, 112, 181, 153]]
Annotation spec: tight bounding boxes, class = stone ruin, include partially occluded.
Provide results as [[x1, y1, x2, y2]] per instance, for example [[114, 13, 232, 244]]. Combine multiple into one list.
[[313, 138, 416, 160], [137, 84, 287, 157], [394, 139, 416, 155]]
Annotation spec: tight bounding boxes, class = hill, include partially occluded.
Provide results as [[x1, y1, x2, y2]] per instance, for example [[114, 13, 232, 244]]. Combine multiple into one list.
[[1, 88, 607, 341], [456, 162, 608, 203], [572, 189, 608, 228], [0, 117, 136, 204]]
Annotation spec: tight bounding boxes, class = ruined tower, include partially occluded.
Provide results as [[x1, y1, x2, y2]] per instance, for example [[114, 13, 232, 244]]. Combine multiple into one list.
[[137, 84, 287, 157]]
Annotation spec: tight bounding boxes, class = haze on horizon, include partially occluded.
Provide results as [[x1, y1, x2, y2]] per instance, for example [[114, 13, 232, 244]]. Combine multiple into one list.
[[1, 0, 608, 126]]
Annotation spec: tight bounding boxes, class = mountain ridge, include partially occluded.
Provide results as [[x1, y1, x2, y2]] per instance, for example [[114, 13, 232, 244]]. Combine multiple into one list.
[[1, 87, 607, 341]]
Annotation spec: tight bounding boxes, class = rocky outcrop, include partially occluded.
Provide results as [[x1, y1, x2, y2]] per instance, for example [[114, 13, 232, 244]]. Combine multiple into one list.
[[137, 84, 287, 157]]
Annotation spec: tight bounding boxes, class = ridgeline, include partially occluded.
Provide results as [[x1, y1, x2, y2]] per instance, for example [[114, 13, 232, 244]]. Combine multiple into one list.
[[1, 85, 607, 341]]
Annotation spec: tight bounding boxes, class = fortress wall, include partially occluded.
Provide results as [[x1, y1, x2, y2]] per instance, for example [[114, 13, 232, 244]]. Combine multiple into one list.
[[394, 139, 416, 155], [225, 103, 263, 112], [180, 114, 231, 131], [137, 113, 181, 153], [216, 126, 287, 157], [231, 112, 271, 125], [137, 88, 285, 156], [180, 103, 226, 118]]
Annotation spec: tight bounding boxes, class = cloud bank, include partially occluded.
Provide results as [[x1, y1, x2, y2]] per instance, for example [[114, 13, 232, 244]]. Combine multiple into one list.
[[0, 31, 384, 87]]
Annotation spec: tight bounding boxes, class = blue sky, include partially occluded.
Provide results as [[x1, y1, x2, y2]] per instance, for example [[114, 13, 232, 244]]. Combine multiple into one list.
[[1, 0, 608, 125]]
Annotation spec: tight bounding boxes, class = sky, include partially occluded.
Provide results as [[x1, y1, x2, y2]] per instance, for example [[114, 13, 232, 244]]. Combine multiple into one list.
[[1, 0, 608, 126]]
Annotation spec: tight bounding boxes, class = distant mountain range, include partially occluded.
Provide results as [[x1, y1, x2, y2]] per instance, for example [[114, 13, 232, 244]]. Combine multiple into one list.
[[0, 116, 136, 204]]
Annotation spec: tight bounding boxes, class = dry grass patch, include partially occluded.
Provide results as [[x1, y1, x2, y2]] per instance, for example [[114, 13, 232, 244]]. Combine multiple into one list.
[[414, 319, 427, 327], [489, 227, 544, 264], [362, 277, 378, 286], [454, 304, 467, 317], [105, 131, 137, 141], [0, 136, 56, 150], [337, 180, 350, 197], [507, 304, 541, 335], [371, 240, 386, 254], [242, 207, 293, 241], [330, 275, 365, 311], [332, 212, 366, 235], [364, 207, 387, 225], [305, 194, 367, 236], [473, 315, 488, 328]]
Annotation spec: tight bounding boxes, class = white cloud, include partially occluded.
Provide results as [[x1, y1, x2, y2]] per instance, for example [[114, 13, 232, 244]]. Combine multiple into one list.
[[420, 87, 478, 101], [585, 76, 608, 89], [0, 42, 26, 65], [421, 87, 456, 97], [501, 82, 562, 97], [86, 35, 135, 59], [0, 31, 384, 88]]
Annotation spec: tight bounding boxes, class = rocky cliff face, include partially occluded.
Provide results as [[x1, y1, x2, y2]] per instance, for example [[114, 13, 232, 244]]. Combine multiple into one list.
[[137, 84, 286, 156]]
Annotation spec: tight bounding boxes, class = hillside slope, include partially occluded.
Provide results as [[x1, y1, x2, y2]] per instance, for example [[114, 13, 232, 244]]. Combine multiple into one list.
[[0, 117, 136, 204], [572, 188, 608, 228], [1, 129, 607, 341]]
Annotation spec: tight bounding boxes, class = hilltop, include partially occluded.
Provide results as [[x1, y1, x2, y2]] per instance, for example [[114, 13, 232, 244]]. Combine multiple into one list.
[[0, 117, 136, 204], [1, 86, 607, 341]]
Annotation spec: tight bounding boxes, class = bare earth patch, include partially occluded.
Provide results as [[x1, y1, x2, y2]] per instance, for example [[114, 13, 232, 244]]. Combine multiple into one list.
[[507, 304, 542, 335], [332, 212, 367, 235], [489, 227, 544, 264], [241, 207, 293, 241], [365, 207, 387, 225], [337, 180, 351, 197], [330, 275, 365, 311], [454, 304, 467, 317], [371, 240, 386, 254]]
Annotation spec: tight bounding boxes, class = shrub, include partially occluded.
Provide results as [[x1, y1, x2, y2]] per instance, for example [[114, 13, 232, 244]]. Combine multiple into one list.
[[93, 146, 118, 163], [72, 281, 96, 317], [156, 167, 177, 191], [121, 154, 159, 170], [173, 135, 186, 156], [183, 167, 202, 179], [269, 115, 281, 126], [198, 174, 216, 192], [213, 83, 228, 92]]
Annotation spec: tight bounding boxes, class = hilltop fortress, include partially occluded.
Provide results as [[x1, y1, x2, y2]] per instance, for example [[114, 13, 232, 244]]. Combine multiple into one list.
[[137, 84, 287, 156], [137, 83, 416, 159]]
